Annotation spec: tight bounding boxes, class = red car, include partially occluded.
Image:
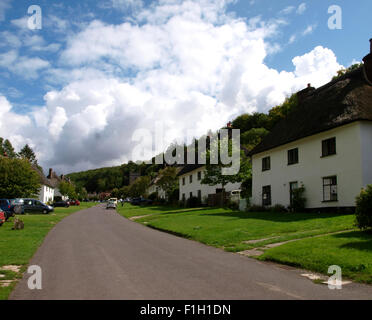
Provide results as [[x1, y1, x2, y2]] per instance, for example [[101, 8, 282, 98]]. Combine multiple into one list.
[[0, 210, 5, 226], [69, 200, 80, 206]]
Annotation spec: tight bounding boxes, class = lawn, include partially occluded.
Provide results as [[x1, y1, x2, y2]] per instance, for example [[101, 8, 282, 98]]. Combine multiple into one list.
[[118, 204, 356, 252], [119, 204, 372, 284], [0, 202, 96, 300], [259, 231, 372, 284]]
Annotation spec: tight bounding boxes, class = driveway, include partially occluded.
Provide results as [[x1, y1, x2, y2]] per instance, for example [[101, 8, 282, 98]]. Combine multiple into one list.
[[10, 205, 372, 300]]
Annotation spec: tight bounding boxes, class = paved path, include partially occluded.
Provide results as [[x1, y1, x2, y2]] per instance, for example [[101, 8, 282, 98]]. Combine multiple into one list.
[[10, 205, 372, 300]]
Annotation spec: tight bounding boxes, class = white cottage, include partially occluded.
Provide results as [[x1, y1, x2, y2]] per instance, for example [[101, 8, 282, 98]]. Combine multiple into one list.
[[32, 165, 55, 203], [249, 40, 372, 211], [147, 176, 166, 199], [178, 164, 241, 204]]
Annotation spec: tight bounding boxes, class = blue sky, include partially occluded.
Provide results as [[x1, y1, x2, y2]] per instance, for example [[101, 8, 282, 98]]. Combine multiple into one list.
[[0, 0, 371, 173]]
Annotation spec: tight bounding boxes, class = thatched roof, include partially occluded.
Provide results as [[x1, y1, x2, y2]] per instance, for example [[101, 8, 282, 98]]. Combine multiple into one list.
[[32, 165, 54, 188], [249, 65, 372, 156]]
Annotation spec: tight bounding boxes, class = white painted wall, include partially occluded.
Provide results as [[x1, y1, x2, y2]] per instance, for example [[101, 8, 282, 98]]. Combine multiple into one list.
[[54, 188, 68, 201], [360, 121, 372, 188], [147, 184, 166, 199], [251, 122, 368, 208], [38, 185, 55, 203], [179, 166, 241, 204]]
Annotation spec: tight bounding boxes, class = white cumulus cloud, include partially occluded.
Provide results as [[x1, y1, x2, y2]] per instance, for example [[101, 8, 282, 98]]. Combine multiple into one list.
[[0, 0, 343, 173]]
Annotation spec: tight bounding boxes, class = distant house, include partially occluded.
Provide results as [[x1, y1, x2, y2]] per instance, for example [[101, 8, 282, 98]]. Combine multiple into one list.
[[32, 165, 55, 203], [47, 168, 69, 201], [147, 176, 166, 199], [178, 164, 241, 205], [249, 39, 372, 210]]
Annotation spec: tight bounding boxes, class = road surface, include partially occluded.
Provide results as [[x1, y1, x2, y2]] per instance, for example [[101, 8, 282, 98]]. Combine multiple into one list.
[[10, 205, 372, 300]]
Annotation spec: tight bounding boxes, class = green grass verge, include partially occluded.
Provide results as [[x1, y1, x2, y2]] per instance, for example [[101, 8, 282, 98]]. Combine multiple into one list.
[[0, 202, 96, 300], [259, 231, 372, 284], [118, 204, 356, 252]]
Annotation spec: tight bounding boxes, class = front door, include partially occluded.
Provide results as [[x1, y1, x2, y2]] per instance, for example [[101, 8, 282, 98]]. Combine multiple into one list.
[[289, 182, 298, 207]]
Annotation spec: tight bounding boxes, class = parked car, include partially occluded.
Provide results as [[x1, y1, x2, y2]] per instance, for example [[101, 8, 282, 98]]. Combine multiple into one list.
[[0, 210, 5, 226], [22, 199, 54, 214], [69, 199, 80, 206], [9, 198, 25, 215], [106, 201, 117, 210], [53, 200, 70, 208], [130, 197, 153, 206], [0, 199, 13, 220]]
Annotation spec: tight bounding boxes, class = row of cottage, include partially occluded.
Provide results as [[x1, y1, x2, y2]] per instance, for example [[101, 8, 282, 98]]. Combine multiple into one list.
[[150, 39, 372, 211], [33, 167, 69, 203]]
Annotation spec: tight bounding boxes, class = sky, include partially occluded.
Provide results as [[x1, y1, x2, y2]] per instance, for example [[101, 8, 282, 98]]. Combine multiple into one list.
[[0, 0, 371, 174]]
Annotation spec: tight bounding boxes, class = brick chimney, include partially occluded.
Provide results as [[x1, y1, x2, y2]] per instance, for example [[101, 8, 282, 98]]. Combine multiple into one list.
[[297, 83, 315, 104], [48, 168, 53, 178], [362, 38, 372, 83]]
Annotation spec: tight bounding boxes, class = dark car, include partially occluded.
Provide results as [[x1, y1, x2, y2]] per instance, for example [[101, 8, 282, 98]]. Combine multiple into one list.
[[53, 200, 70, 208], [22, 199, 54, 214], [0, 199, 13, 220], [130, 197, 153, 206]]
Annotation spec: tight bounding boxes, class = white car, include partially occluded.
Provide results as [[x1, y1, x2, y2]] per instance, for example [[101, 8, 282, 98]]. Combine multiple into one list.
[[106, 201, 117, 210], [108, 198, 118, 204]]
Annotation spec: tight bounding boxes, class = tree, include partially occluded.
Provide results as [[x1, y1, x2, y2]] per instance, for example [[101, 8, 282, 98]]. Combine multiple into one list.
[[129, 176, 150, 197], [19, 144, 36, 163], [0, 157, 40, 198], [332, 63, 363, 80], [156, 167, 178, 201], [0, 137, 4, 156], [2, 139, 17, 158], [58, 181, 77, 199], [241, 128, 269, 150], [201, 136, 251, 206], [355, 185, 372, 232]]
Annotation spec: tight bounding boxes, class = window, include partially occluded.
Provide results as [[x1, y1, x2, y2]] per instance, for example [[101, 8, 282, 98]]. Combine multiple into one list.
[[197, 190, 201, 200], [182, 194, 185, 201], [197, 171, 202, 181], [262, 157, 270, 171], [189, 174, 193, 183], [322, 137, 336, 157], [262, 185, 271, 206], [182, 177, 185, 185], [323, 176, 338, 201], [189, 192, 193, 198], [288, 148, 299, 165]]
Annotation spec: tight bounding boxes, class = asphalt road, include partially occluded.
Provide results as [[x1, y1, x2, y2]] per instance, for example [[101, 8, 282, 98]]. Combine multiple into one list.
[[10, 205, 372, 300]]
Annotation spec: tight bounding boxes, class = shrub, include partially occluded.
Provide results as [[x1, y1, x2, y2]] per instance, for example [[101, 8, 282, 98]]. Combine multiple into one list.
[[270, 204, 288, 213], [148, 192, 158, 201], [186, 196, 201, 208], [225, 199, 239, 211], [355, 185, 372, 231], [247, 205, 266, 212]]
